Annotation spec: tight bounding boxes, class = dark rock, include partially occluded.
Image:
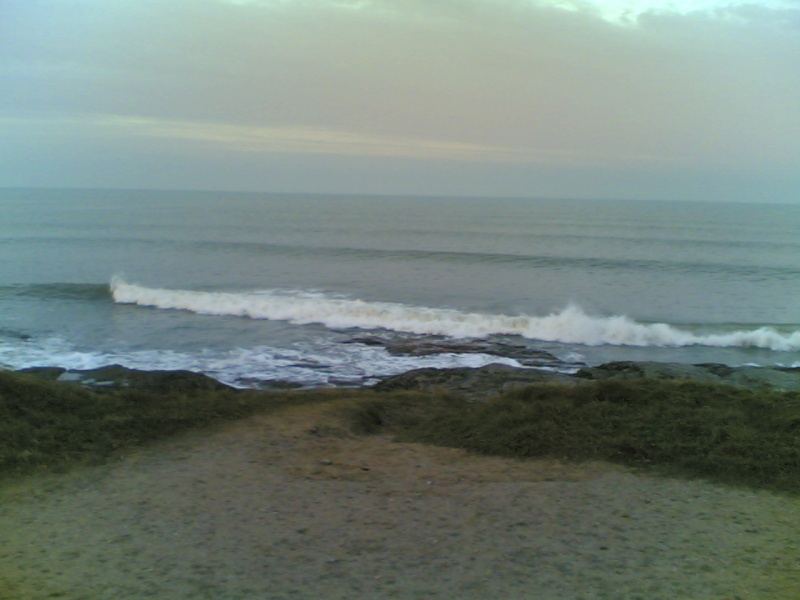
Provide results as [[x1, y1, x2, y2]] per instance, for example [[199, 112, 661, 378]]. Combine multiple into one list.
[[348, 336, 385, 346], [348, 335, 577, 368], [721, 366, 800, 391], [576, 361, 800, 392], [289, 360, 332, 371], [696, 363, 736, 378], [0, 329, 32, 341], [54, 364, 235, 393], [327, 377, 366, 387], [234, 377, 304, 391], [374, 359, 800, 401], [373, 363, 579, 401], [576, 362, 722, 384], [18, 366, 67, 381]]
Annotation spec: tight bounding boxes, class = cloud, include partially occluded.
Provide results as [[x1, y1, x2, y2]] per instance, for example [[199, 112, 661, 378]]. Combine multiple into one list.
[[535, 0, 800, 25], [4, 112, 686, 167], [215, 0, 800, 26], [1, 0, 799, 198]]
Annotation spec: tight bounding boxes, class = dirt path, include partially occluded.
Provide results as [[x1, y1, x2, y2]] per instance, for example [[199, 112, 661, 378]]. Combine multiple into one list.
[[2, 402, 799, 599]]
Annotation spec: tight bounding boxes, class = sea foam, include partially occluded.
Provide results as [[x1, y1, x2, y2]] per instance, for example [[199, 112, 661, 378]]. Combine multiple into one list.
[[110, 277, 800, 351]]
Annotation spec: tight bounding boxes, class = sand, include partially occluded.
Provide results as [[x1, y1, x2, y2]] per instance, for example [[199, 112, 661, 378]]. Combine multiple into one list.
[[1, 401, 799, 599]]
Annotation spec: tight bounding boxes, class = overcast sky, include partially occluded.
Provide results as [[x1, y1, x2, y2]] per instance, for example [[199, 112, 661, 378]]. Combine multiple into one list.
[[2, 0, 799, 202]]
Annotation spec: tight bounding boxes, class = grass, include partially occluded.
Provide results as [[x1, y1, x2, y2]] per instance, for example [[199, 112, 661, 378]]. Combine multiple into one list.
[[2, 369, 799, 494], [346, 379, 800, 495], [0, 369, 340, 477]]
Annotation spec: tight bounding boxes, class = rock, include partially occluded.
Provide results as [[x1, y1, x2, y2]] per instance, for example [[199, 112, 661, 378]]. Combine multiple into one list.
[[17, 366, 67, 380], [374, 359, 800, 401], [0, 329, 31, 341], [696, 363, 736, 378], [52, 364, 235, 393], [373, 363, 579, 401], [234, 377, 304, 391], [347, 335, 579, 368], [575, 362, 722, 384], [721, 366, 800, 391], [17, 358, 800, 402], [576, 361, 800, 392]]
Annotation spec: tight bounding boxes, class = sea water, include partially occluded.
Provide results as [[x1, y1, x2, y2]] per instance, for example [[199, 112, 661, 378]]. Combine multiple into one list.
[[2, 188, 799, 387]]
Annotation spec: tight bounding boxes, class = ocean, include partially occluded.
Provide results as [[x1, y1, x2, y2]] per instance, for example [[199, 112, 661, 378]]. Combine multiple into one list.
[[2, 188, 799, 388]]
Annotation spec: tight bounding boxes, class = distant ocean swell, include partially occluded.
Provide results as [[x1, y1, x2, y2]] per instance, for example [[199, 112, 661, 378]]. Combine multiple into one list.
[[3, 282, 111, 300], [17, 235, 800, 277], [110, 278, 800, 352]]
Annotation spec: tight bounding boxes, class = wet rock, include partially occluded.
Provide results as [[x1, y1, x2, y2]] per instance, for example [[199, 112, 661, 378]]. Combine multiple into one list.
[[575, 362, 722, 384], [721, 366, 800, 391], [348, 335, 576, 368], [235, 377, 304, 391], [373, 363, 579, 401], [0, 329, 32, 341], [289, 360, 332, 371], [576, 361, 800, 392], [696, 363, 736, 378], [374, 360, 800, 401], [52, 364, 235, 393], [17, 366, 67, 380]]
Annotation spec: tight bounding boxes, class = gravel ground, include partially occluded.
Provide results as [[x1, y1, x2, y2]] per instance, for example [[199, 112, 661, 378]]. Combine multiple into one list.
[[2, 402, 799, 599]]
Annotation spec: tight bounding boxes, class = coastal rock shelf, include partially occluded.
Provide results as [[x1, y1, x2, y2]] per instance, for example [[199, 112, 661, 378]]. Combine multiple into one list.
[[578, 361, 800, 389], [19, 365, 236, 393], [16, 359, 800, 400], [374, 361, 800, 400], [346, 335, 576, 368]]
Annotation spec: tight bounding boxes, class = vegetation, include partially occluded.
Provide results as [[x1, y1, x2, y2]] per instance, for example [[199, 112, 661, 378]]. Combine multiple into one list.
[[347, 379, 800, 495], [0, 369, 337, 477], [2, 369, 799, 494]]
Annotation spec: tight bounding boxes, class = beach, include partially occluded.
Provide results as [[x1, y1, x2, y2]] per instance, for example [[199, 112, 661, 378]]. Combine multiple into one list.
[[3, 399, 799, 600]]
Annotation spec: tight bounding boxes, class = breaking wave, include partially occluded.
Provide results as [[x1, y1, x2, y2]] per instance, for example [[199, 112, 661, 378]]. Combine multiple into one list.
[[110, 277, 800, 351]]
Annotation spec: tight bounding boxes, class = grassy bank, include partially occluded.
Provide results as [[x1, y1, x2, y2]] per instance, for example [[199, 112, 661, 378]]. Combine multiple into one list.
[[350, 379, 800, 495], [0, 370, 341, 477], [2, 370, 799, 494]]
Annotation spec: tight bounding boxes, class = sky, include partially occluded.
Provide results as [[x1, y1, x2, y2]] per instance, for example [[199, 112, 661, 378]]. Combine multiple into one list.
[[2, 0, 799, 202]]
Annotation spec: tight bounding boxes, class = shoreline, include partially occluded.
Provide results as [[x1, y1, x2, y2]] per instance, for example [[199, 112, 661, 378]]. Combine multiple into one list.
[[16, 357, 800, 399], [7, 324, 800, 393]]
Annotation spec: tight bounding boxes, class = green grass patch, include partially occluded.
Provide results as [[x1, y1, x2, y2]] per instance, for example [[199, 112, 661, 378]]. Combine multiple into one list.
[[0, 370, 342, 478], [3, 370, 800, 495], [348, 379, 800, 495]]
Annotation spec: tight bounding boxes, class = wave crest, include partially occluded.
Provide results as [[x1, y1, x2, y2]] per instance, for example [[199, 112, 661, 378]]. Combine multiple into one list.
[[110, 278, 800, 351]]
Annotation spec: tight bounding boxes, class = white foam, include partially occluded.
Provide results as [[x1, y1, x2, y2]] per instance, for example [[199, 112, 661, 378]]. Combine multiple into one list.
[[110, 277, 800, 351], [0, 334, 521, 388]]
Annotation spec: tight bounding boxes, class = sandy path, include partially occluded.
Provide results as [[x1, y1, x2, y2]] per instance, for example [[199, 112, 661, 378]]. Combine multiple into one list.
[[1, 402, 799, 599]]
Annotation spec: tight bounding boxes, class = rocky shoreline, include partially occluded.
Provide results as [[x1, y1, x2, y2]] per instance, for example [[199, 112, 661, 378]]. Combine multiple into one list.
[[373, 360, 800, 400], [11, 333, 800, 398], [17, 356, 800, 401]]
